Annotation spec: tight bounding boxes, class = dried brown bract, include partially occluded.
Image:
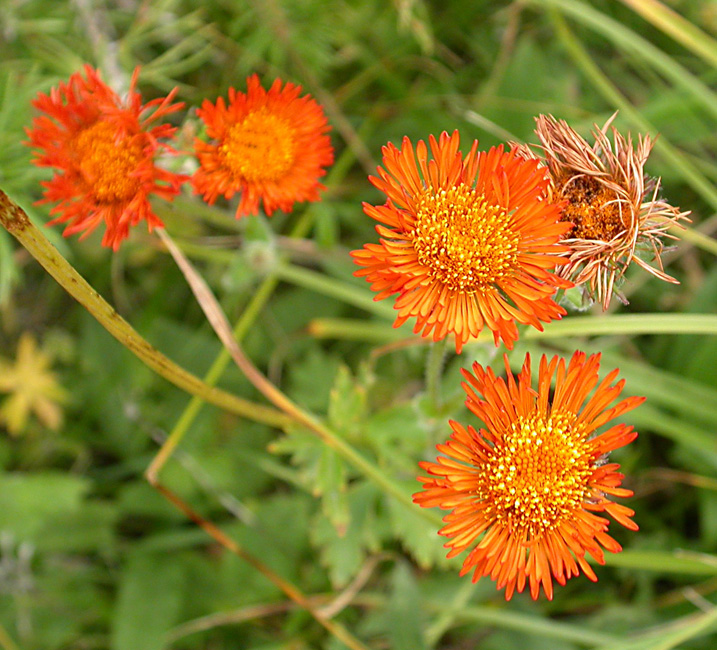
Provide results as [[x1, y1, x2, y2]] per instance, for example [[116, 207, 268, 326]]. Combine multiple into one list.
[[513, 114, 689, 308]]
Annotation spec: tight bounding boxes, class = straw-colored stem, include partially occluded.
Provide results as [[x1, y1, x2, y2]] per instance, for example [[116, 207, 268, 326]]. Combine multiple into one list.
[[158, 228, 442, 526], [0, 189, 287, 431], [154, 483, 370, 650], [154, 139, 361, 480]]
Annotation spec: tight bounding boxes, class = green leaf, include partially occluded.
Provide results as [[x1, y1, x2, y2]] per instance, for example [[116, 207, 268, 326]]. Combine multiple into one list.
[[111, 550, 185, 650], [316, 445, 349, 533], [0, 471, 88, 541], [271, 423, 349, 531], [311, 482, 382, 587], [387, 480, 450, 570], [36, 501, 118, 553], [388, 560, 428, 650], [328, 364, 367, 440]]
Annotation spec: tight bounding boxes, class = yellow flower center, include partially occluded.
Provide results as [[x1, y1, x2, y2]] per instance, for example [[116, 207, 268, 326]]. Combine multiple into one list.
[[479, 409, 593, 539], [412, 184, 519, 293], [560, 176, 627, 241], [73, 121, 144, 203], [220, 110, 296, 183]]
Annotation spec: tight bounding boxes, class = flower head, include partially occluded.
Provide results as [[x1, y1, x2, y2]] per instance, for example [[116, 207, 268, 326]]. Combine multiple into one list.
[[0, 333, 69, 436], [192, 75, 334, 218], [515, 114, 689, 308], [26, 65, 187, 250], [351, 131, 572, 352], [414, 351, 643, 600]]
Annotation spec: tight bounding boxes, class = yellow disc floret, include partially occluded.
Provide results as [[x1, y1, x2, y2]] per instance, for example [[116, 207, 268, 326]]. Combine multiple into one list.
[[73, 120, 144, 203], [412, 184, 519, 293], [220, 109, 296, 183], [479, 409, 593, 539]]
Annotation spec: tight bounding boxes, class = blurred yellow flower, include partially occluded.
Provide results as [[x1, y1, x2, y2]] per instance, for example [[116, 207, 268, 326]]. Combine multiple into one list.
[[0, 333, 69, 435]]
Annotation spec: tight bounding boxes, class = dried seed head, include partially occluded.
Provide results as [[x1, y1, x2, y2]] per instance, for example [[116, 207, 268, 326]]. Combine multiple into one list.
[[513, 113, 690, 308]]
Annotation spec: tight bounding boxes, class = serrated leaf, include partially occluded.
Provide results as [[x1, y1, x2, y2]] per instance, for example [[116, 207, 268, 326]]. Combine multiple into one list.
[[387, 481, 450, 570], [270, 425, 323, 489], [365, 404, 426, 471], [316, 446, 349, 533], [311, 482, 382, 587], [271, 425, 349, 531], [111, 550, 185, 650], [328, 364, 367, 440]]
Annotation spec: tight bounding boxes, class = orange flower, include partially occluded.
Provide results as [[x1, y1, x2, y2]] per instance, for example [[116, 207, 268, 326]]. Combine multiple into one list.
[[192, 75, 334, 217], [351, 131, 572, 353], [26, 65, 186, 250], [414, 351, 643, 600]]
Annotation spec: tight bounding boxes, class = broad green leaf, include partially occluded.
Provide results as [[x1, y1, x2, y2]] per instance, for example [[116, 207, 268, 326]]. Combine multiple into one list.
[[387, 560, 428, 650], [0, 471, 88, 541], [37, 501, 118, 553], [111, 550, 185, 650], [316, 445, 349, 533]]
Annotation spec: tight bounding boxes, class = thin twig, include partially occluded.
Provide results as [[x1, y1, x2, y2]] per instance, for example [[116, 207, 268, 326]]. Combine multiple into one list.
[[153, 483, 370, 650]]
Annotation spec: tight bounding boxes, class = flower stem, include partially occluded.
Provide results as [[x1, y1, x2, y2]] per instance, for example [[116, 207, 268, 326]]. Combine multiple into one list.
[[425, 338, 448, 412], [0, 189, 287, 430], [154, 140, 362, 478], [618, 0, 717, 69], [308, 313, 717, 344], [0, 623, 20, 650], [274, 261, 395, 319], [154, 482, 371, 650], [677, 226, 717, 257], [158, 228, 442, 526]]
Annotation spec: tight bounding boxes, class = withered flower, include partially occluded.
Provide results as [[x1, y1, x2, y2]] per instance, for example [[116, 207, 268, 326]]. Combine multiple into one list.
[[515, 114, 688, 308]]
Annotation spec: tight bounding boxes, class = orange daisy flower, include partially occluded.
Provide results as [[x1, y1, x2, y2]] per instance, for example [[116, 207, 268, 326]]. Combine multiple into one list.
[[26, 65, 186, 250], [351, 131, 573, 353], [192, 75, 334, 218], [414, 351, 643, 600]]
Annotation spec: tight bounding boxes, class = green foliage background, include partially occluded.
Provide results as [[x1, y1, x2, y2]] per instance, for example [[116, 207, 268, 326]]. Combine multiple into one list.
[[1, 0, 717, 648]]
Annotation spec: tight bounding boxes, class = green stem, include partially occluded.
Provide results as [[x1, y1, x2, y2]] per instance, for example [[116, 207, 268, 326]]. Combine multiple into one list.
[[425, 580, 478, 646], [274, 261, 395, 319], [161, 227, 444, 528], [530, 313, 717, 337], [308, 313, 717, 343], [0, 189, 287, 430], [677, 226, 717, 257], [146, 275, 282, 480], [443, 601, 619, 646], [0, 623, 20, 650], [308, 318, 405, 342], [158, 140, 361, 472]]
